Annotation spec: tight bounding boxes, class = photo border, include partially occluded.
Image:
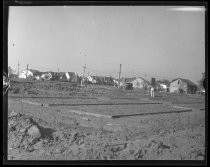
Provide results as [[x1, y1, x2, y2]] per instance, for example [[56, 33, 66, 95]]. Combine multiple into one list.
[[2, 0, 208, 166]]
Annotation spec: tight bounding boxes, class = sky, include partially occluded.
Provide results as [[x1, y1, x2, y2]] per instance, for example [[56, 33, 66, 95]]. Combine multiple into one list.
[[8, 6, 206, 83]]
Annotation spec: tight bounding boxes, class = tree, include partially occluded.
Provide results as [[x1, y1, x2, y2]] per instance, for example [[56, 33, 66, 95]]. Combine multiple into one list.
[[8, 66, 17, 78], [8, 66, 16, 75], [197, 72, 205, 89]]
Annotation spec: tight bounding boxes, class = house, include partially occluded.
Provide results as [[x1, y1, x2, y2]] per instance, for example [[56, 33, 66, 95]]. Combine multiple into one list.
[[86, 75, 101, 84], [119, 77, 149, 89], [87, 75, 97, 84], [169, 78, 198, 94], [94, 76, 104, 84], [89, 76, 103, 84], [86, 75, 114, 85], [119, 77, 135, 86], [130, 77, 150, 89], [103, 76, 114, 85], [64, 72, 79, 82], [50, 72, 64, 81], [113, 79, 119, 87], [159, 83, 167, 89], [30, 69, 44, 80], [41, 72, 52, 81], [19, 69, 33, 79]]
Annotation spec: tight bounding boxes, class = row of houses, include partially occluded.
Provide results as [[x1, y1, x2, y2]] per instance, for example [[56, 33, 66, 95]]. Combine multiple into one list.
[[18, 69, 79, 82], [86, 75, 115, 85], [15, 69, 200, 94], [17, 69, 114, 85], [118, 77, 199, 94]]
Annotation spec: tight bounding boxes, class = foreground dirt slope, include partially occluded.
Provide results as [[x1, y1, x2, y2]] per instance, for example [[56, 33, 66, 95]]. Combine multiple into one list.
[[7, 80, 205, 160]]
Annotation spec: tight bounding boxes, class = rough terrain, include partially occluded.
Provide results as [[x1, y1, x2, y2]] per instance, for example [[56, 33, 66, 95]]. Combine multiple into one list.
[[7, 79, 206, 160]]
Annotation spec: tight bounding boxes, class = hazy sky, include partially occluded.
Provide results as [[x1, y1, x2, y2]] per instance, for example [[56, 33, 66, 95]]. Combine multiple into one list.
[[8, 6, 205, 83]]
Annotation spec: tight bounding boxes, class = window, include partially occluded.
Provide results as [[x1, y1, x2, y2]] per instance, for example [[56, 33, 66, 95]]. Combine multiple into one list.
[[178, 80, 180, 84]]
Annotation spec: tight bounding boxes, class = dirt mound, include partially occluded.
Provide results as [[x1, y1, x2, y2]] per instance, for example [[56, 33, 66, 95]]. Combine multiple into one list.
[[8, 111, 42, 153], [8, 111, 205, 160], [8, 110, 205, 160]]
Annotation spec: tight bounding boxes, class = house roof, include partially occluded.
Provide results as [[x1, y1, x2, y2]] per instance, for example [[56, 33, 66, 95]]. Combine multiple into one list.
[[28, 69, 39, 74], [119, 77, 135, 82], [120, 77, 150, 84], [134, 77, 150, 84], [66, 72, 78, 78], [21, 69, 34, 75], [91, 76, 103, 80], [170, 78, 197, 87]]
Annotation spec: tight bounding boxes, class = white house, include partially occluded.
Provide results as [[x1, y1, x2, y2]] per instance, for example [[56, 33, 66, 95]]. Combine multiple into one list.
[[130, 77, 150, 89], [34, 75, 40, 80], [64, 72, 78, 82], [65, 72, 70, 81], [41, 73, 52, 80], [159, 83, 167, 89], [87, 75, 97, 84], [19, 70, 33, 79], [113, 79, 119, 86], [169, 78, 197, 94]]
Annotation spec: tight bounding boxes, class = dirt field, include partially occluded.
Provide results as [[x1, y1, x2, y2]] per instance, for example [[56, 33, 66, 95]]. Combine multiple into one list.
[[7, 79, 206, 160]]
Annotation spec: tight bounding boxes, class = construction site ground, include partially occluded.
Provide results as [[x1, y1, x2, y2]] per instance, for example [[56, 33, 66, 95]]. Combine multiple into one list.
[[7, 79, 206, 160]]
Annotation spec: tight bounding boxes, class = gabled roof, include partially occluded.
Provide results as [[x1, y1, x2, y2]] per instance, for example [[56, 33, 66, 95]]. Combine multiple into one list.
[[21, 69, 34, 74], [66, 72, 78, 78], [133, 77, 150, 84], [91, 75, 103, 80], [120, 77, 150, 84], [170, 78, 197, 87], [119, 77, 135, 83], [28, 69, 40, 74]]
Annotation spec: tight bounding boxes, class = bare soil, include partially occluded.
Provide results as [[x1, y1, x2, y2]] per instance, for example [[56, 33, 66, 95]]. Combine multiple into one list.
[[7, 79, 206, 160]]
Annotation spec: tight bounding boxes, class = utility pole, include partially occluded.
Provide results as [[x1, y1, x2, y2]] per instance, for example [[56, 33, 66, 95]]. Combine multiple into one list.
[[26, 64, 29, 79], [81, 64, 87, 86], [17, 62, 20, 78], [118, 64, 122, 88], [82, 64, 86, 78]]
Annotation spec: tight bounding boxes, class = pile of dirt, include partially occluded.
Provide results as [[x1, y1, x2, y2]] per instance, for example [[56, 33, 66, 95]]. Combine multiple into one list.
[[8, 111, 42, 153], [8, 111, 90, 159], [8, 110, 205, 160]]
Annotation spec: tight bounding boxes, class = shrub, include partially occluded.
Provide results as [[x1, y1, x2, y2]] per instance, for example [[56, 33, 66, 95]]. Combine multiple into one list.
[[27, 89, 39, 95], [13, 87, 21, 94]]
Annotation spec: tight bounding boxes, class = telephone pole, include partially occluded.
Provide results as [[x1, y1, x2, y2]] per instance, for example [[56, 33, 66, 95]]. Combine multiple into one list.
[[17, 62, 20, 77], [118, 64, 122, 88], [81, 64, 87, 86], [82, 64, 86, 78], [26, 64, 29, 79]]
